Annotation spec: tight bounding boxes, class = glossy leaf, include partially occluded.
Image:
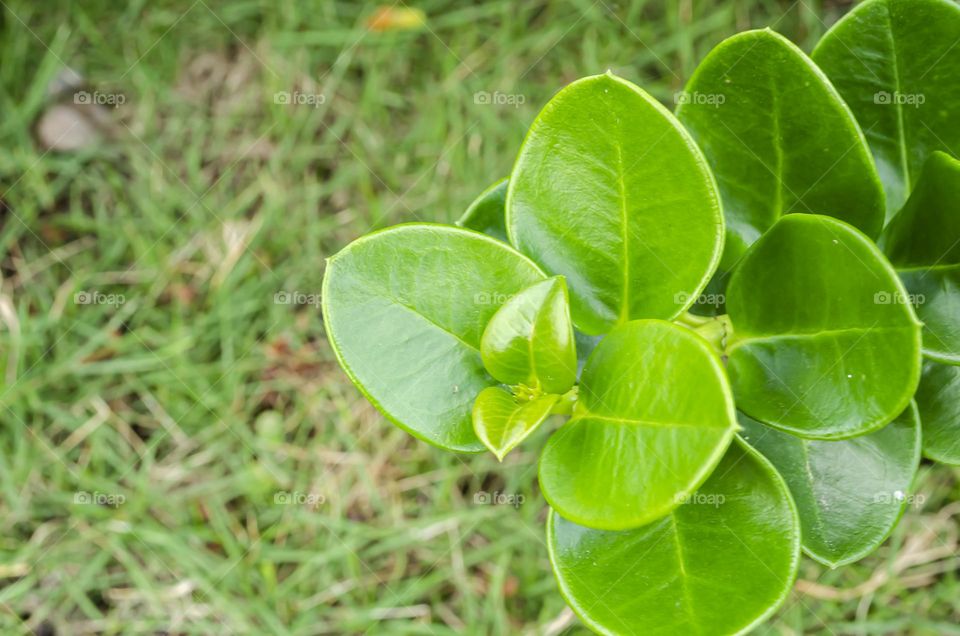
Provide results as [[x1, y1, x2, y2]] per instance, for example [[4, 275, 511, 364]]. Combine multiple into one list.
[[677, 28, 884, 274], [548, 439, 800, 636], [539, 320, 737, 530], [726, 214, 922, 439], [880, 151, 960, 364], [507, 72, 724, 335], [456, 177, 508, 241], [472, 387, 558, 461], [739, 405, 920, 568], [480, 276, 577, 395], [813, 0, 960, 216], [322, 224, 544, 452], [914, 360, 960, 465]]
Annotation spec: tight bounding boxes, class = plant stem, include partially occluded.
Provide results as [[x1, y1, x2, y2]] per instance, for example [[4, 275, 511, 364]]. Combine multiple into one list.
[[550, 386, 579, 415], [675, 311, 713, 328], [688, 314, 733, 354]]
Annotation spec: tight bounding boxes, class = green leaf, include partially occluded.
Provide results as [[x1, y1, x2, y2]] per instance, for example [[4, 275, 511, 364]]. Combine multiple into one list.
[[471, 387, 558, 461], [739, 405, 920, 568], [480, 276, 577, 395], [548, 439, 800, 635], [538, 319, 737, 530], [677, 29, 884, 275], [574, 330, 602, 373], [726, 214, 922, 439], [813, 0, 960, 217], [880, 151, 960, 364], [915, 360, 960, 465], [322, 224, 544, 452], [507, 72, 724, 335], [456, 177, 508, 241]]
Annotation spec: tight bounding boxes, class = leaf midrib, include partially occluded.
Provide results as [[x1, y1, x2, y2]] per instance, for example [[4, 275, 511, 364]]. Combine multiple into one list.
[[575, 412, 732, 430], [669, 514, 698, 633], [496, 401, 535, 447], [770, 77, 786, 220], [614, 138, 631, 323], [797, 441, 830, 543], [883, 2, 912, 188], [731, 324, 910, 347], [386, 296, 480, 353]]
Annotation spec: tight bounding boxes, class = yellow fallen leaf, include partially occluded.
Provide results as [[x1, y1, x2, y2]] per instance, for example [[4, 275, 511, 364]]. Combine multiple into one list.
[[365, 6, 427, 32]]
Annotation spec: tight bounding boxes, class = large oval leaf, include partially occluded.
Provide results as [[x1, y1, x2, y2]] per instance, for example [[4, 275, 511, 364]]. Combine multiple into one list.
[[322, 224, 544, 452], [812, 0, 960, 216], [548, 439, 800, 636], [480, 276, 577, 395], [915, 360, 960, 465], [739, 405, 920, 568], [472, 387, 558, 461], [507, 72, 724, 335], [677, 29, 884, 274], [539, 320, 737, 530], [880, 151, 960, 364], [726, 214, 922, 439], [456, 177, 508, 241]]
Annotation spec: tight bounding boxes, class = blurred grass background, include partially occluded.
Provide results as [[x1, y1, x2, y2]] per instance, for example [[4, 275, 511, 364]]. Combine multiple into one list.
[[0, 0, 957, 633]]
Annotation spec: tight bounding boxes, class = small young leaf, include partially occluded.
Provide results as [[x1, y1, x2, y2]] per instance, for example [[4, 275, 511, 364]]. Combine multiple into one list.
[[677, 29, 884, 275], [726, 214, 922, 439], [480, 276, 577, 395], [548, 439, 800, 635], [456, 178, 508, 241], [914, 360, 960, 465], [739, 405, 920, 568], [507, 72, 723, 335], [538, 320, 737, 530], [472, 387, 558, 461], [322, 224, 544, 452], [880, 151, 960, 364], [813, 0, 960, 216]]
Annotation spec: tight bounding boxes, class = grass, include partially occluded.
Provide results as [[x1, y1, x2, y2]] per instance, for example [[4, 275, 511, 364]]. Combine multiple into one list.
[[0, 0, 957, 633]]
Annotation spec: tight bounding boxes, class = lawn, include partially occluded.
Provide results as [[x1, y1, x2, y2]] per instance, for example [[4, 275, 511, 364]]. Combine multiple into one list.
[[0, 0, 957, 633]]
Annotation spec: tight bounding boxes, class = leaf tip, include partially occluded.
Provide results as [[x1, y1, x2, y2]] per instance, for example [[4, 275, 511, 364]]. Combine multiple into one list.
[[477, 436, 509, 463]]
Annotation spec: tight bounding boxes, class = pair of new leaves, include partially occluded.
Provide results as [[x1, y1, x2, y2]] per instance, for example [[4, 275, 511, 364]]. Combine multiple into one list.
[[324, 0, 960, 633], [472, 277, 576, 461]]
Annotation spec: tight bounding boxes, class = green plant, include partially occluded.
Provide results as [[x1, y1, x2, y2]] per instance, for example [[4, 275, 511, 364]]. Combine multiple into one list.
[[322, 0, 960, 632]]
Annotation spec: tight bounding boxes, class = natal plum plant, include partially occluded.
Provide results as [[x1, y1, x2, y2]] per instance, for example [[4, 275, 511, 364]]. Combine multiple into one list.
[[322, 0, 960, 632]]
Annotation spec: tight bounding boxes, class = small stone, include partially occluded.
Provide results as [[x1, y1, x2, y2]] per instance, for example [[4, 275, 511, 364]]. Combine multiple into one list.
[[35, 102, 113, 152]]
